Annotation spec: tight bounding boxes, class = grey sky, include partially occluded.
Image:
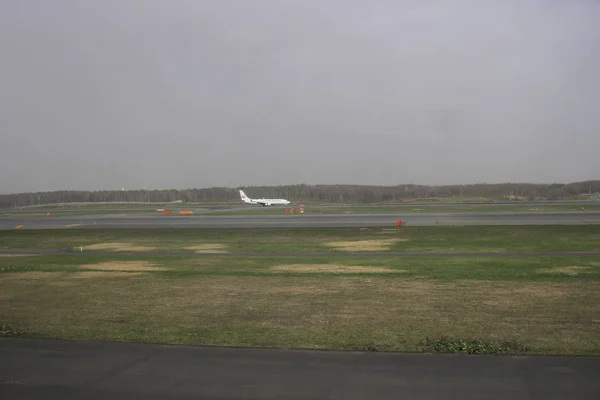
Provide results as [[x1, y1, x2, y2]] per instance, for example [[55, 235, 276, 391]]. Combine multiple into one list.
[[1, 0, 599, 193]]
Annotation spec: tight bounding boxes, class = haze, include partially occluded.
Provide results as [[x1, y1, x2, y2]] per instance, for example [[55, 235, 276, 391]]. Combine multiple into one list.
[[1, 0, 599, 194]]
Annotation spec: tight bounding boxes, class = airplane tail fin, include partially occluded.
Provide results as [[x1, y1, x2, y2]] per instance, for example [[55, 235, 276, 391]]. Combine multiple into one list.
[[239, 190, 249, 202]]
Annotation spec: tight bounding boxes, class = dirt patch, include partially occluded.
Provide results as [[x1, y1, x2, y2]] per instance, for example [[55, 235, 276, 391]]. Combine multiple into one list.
[[325, 239, 405, 251], [85, 242, 156, 252], [70, 271, 146, 279], [185, 244, 228, 253], [536, 266, 593, 275], [271, 264, 406, 274], [79, 261, 161, 272]]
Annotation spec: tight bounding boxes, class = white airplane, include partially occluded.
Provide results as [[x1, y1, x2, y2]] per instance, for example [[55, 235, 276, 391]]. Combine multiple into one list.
[[239, 190, 291, 207]]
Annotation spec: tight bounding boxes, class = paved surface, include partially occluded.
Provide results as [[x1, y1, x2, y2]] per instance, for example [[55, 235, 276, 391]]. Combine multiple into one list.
[[2, 200, 597, 212], [1, 338, 599, 400], [1, 211, 600, 230]]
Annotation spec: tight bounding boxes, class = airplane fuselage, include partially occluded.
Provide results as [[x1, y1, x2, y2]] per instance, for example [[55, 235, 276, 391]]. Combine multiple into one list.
[[239, 190, 291, 207]]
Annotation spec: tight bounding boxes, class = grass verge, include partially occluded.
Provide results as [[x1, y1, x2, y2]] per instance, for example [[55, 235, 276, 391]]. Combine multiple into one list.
[[420, 336, 530, 355], [0, 323, 27, 338], [1, 254, 600, 280], [2, 225, 600, 254]]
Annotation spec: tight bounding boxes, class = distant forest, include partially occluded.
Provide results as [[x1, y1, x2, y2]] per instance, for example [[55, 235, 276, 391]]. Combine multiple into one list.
[[2, 181, 599, 208]]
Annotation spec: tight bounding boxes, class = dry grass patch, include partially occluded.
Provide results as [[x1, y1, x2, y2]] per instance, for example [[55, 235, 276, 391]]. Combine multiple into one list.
[[185, 244, 228, 253], [271, 264, 405, 274], [451, 280, 569, 299], [0, 271, 64, 281], [85, 242, 157, 252], [589, 262, 600, 267], [79, 261, 161, 272], [325, 239, 405, 251], [0, 275, 598, 354], [70, 271, 146, 279], [378, 229, 404, 235], [536, 266, 594, 275], [266, 286, 332, 295], [0, 270, 145, 284], [509, 285, 568, 298]]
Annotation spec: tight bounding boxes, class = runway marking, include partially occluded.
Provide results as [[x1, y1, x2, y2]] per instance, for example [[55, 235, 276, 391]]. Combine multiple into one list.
[[64, 224, 81, 228]]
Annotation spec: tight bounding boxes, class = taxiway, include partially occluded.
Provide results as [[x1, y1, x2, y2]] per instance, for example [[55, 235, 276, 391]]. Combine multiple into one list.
[[1, 211, 599, 230], [1, 338, 598, 400]]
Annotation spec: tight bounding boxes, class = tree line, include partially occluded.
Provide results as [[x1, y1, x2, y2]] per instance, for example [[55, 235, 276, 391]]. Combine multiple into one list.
[[1, 181, 599, 208]]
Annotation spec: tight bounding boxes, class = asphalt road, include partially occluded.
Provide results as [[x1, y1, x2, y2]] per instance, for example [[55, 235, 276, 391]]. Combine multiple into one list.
[[1, 338, 599, 400], [1, 211, 600, 229]]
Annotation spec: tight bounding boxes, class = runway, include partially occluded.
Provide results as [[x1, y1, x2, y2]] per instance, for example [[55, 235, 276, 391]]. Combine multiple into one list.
[[1, 338, 599, 400], [1, 211, 600, 229], [2, 199, 596, 213]]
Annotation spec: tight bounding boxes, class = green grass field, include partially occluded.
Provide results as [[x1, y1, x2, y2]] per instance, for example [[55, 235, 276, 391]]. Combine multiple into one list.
[[1, 226, 599, 355], [2, 226, 600, 254]]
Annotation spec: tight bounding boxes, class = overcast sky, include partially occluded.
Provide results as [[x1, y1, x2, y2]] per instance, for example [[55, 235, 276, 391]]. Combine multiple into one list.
[[1, 0, 599, 193]]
